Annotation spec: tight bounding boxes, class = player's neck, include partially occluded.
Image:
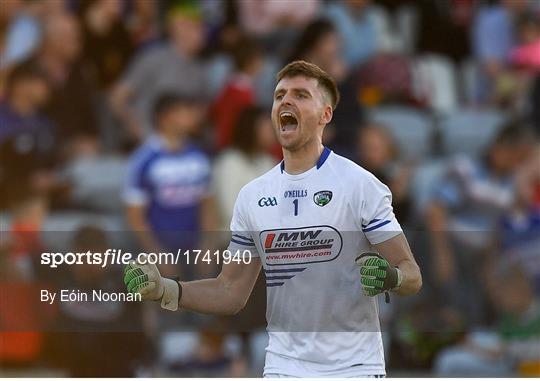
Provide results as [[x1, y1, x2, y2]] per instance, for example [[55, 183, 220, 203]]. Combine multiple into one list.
[[282, 143, 325, 175], [160, 132, 185, 152]]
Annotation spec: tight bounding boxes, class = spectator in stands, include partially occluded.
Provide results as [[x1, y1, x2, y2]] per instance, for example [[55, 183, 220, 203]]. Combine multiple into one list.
[[426, 123, 535, 326], [79, 0, 134, 91], [510, 14, 540, 70], [110, 1, 210, 142], [0, 192, 50, 368], [286, 18, 363, 156], [237, 0, 319, 54], [0, 62, 57, 208], [0, 0, 66, 73], [326, 0, 391, 67], [355, 124, 412, 224], [415, 0, 475, 62], [124, 93, 215, 277], [2, 193, 48, 281], [435, 264, 540, 376], [492, 145, 540, 296], [212, 106, 276, 232], [495, 13, 540, 109], [211, 37, 263, 150], [472, 0, 531, 104], [0, 0, 38, 76], [26, 11, 99, 158], [125, 0, 161, 51]]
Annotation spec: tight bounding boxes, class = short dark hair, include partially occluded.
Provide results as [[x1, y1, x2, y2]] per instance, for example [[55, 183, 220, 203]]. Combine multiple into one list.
[[232, 36, 262, 72], [152, 93, 198, 126], [492, 120, 536, 147], [231, 105, 266, 156], [276, 60, 340, 109], [5, 61, 47, 95], [287, 19, 336, 63]]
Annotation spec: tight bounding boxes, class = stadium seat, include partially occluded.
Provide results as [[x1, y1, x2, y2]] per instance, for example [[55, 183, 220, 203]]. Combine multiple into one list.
[[440, 109, 507, 156], [460, 58, 482, 105], [412, 54, 459, 115], [368, 106, 434, 160], [410, 159, 448, 215], [395, 5, 418, 55], [63, 155, 128, 212]]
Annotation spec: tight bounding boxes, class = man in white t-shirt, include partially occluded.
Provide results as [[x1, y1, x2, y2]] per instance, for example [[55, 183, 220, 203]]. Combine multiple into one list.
[[124, 60, 422, 377]]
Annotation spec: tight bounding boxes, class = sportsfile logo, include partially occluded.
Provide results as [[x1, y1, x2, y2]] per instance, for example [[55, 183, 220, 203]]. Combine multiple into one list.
[[258, 197, 278, 207], [260, 225, 342, 266]]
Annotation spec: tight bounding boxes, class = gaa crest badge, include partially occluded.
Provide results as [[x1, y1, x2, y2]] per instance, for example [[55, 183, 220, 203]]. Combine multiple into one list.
[[313, 190, 332, 207]]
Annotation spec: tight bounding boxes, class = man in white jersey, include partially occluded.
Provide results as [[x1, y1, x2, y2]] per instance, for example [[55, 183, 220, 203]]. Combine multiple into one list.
[[124, 60, 422, 377]]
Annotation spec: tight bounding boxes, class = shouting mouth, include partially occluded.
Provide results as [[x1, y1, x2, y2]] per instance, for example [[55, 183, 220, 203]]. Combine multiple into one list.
[[279, 111, 299, 133]]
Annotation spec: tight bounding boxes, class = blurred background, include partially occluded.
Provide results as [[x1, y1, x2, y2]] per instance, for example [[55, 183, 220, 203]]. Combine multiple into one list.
[[0, 0, 539, 377]]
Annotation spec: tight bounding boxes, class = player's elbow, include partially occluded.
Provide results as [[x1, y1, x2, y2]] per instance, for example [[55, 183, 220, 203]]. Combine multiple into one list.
[[225, 298, 247, 316], [412, 271, 423, 294], [408, 265, 423, 294]]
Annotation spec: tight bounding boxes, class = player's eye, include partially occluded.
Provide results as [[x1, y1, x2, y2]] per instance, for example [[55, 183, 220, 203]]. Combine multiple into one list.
[[275, 94, 283, 101]]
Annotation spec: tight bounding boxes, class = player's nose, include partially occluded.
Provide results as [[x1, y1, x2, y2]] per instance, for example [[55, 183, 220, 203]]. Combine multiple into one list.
[[281, 95, 294, 108]]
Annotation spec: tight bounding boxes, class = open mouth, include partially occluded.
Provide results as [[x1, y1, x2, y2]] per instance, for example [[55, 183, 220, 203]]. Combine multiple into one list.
[[279, 111, 299, 132]]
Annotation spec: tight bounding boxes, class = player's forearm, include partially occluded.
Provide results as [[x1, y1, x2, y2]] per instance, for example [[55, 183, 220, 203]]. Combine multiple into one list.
[[394, 259, 422, 296], [178, 275, 246, 315]]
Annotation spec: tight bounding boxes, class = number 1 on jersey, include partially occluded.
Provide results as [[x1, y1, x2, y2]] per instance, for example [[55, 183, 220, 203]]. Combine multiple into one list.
[[293, 199, 299, 216]]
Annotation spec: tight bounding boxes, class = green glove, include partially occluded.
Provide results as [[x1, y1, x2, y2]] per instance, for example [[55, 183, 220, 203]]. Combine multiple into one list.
[[355, 252, 402, 297], [123, 255, 180, 311]]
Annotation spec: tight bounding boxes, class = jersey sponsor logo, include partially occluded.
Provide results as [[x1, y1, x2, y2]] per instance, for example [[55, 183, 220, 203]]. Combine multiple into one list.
[[258, 197, 278, 207], [259, 225, 342, 267], [283, 189, 308, 198], [313, 190, 332, 206]]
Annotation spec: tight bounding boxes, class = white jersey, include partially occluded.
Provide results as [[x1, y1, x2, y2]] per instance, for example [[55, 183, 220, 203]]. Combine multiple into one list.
[[228, 148, 402, 377]]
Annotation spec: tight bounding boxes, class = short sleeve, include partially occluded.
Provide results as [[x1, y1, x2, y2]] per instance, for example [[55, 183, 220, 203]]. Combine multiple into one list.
[[228, 190, 259, 257], [122, 49, 157, 93], [356, 172, 403, 245], [431, 157, 469, 208], [123, 150, 151, 206]]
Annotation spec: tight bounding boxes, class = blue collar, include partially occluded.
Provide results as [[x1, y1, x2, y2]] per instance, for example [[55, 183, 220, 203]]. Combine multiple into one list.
[[280, 146, 331, 174]]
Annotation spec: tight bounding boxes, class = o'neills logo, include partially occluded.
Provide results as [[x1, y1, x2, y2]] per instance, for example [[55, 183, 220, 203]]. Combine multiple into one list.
[[260, 225, 342, 266]]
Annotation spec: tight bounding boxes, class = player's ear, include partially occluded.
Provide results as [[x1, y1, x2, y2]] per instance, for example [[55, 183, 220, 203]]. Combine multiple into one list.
[[320, 104, 333, 125]]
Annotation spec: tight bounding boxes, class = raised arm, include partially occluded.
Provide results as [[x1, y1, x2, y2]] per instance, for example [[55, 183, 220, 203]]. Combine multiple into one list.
[[179, 258, 262, 315], [373, 233, 422, 296], [124, 253, 262, 316]]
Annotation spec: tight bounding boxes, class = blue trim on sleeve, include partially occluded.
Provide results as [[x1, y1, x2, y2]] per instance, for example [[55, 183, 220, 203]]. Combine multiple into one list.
[[265, 275, 295, 280], [362, 220, 391, 232], [361, 218, 381, 228], [266, 282, 285, 287], [232, 234, 254, 243], [264, 268, 306, 274], [230, 238, 256, 247]]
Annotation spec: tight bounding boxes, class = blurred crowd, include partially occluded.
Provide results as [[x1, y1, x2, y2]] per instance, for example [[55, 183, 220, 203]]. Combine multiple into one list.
[[1, 0, 539, 377]]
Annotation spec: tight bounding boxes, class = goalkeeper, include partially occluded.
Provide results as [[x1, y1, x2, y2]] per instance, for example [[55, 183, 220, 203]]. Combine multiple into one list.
[[124, 61, 422, 377]]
